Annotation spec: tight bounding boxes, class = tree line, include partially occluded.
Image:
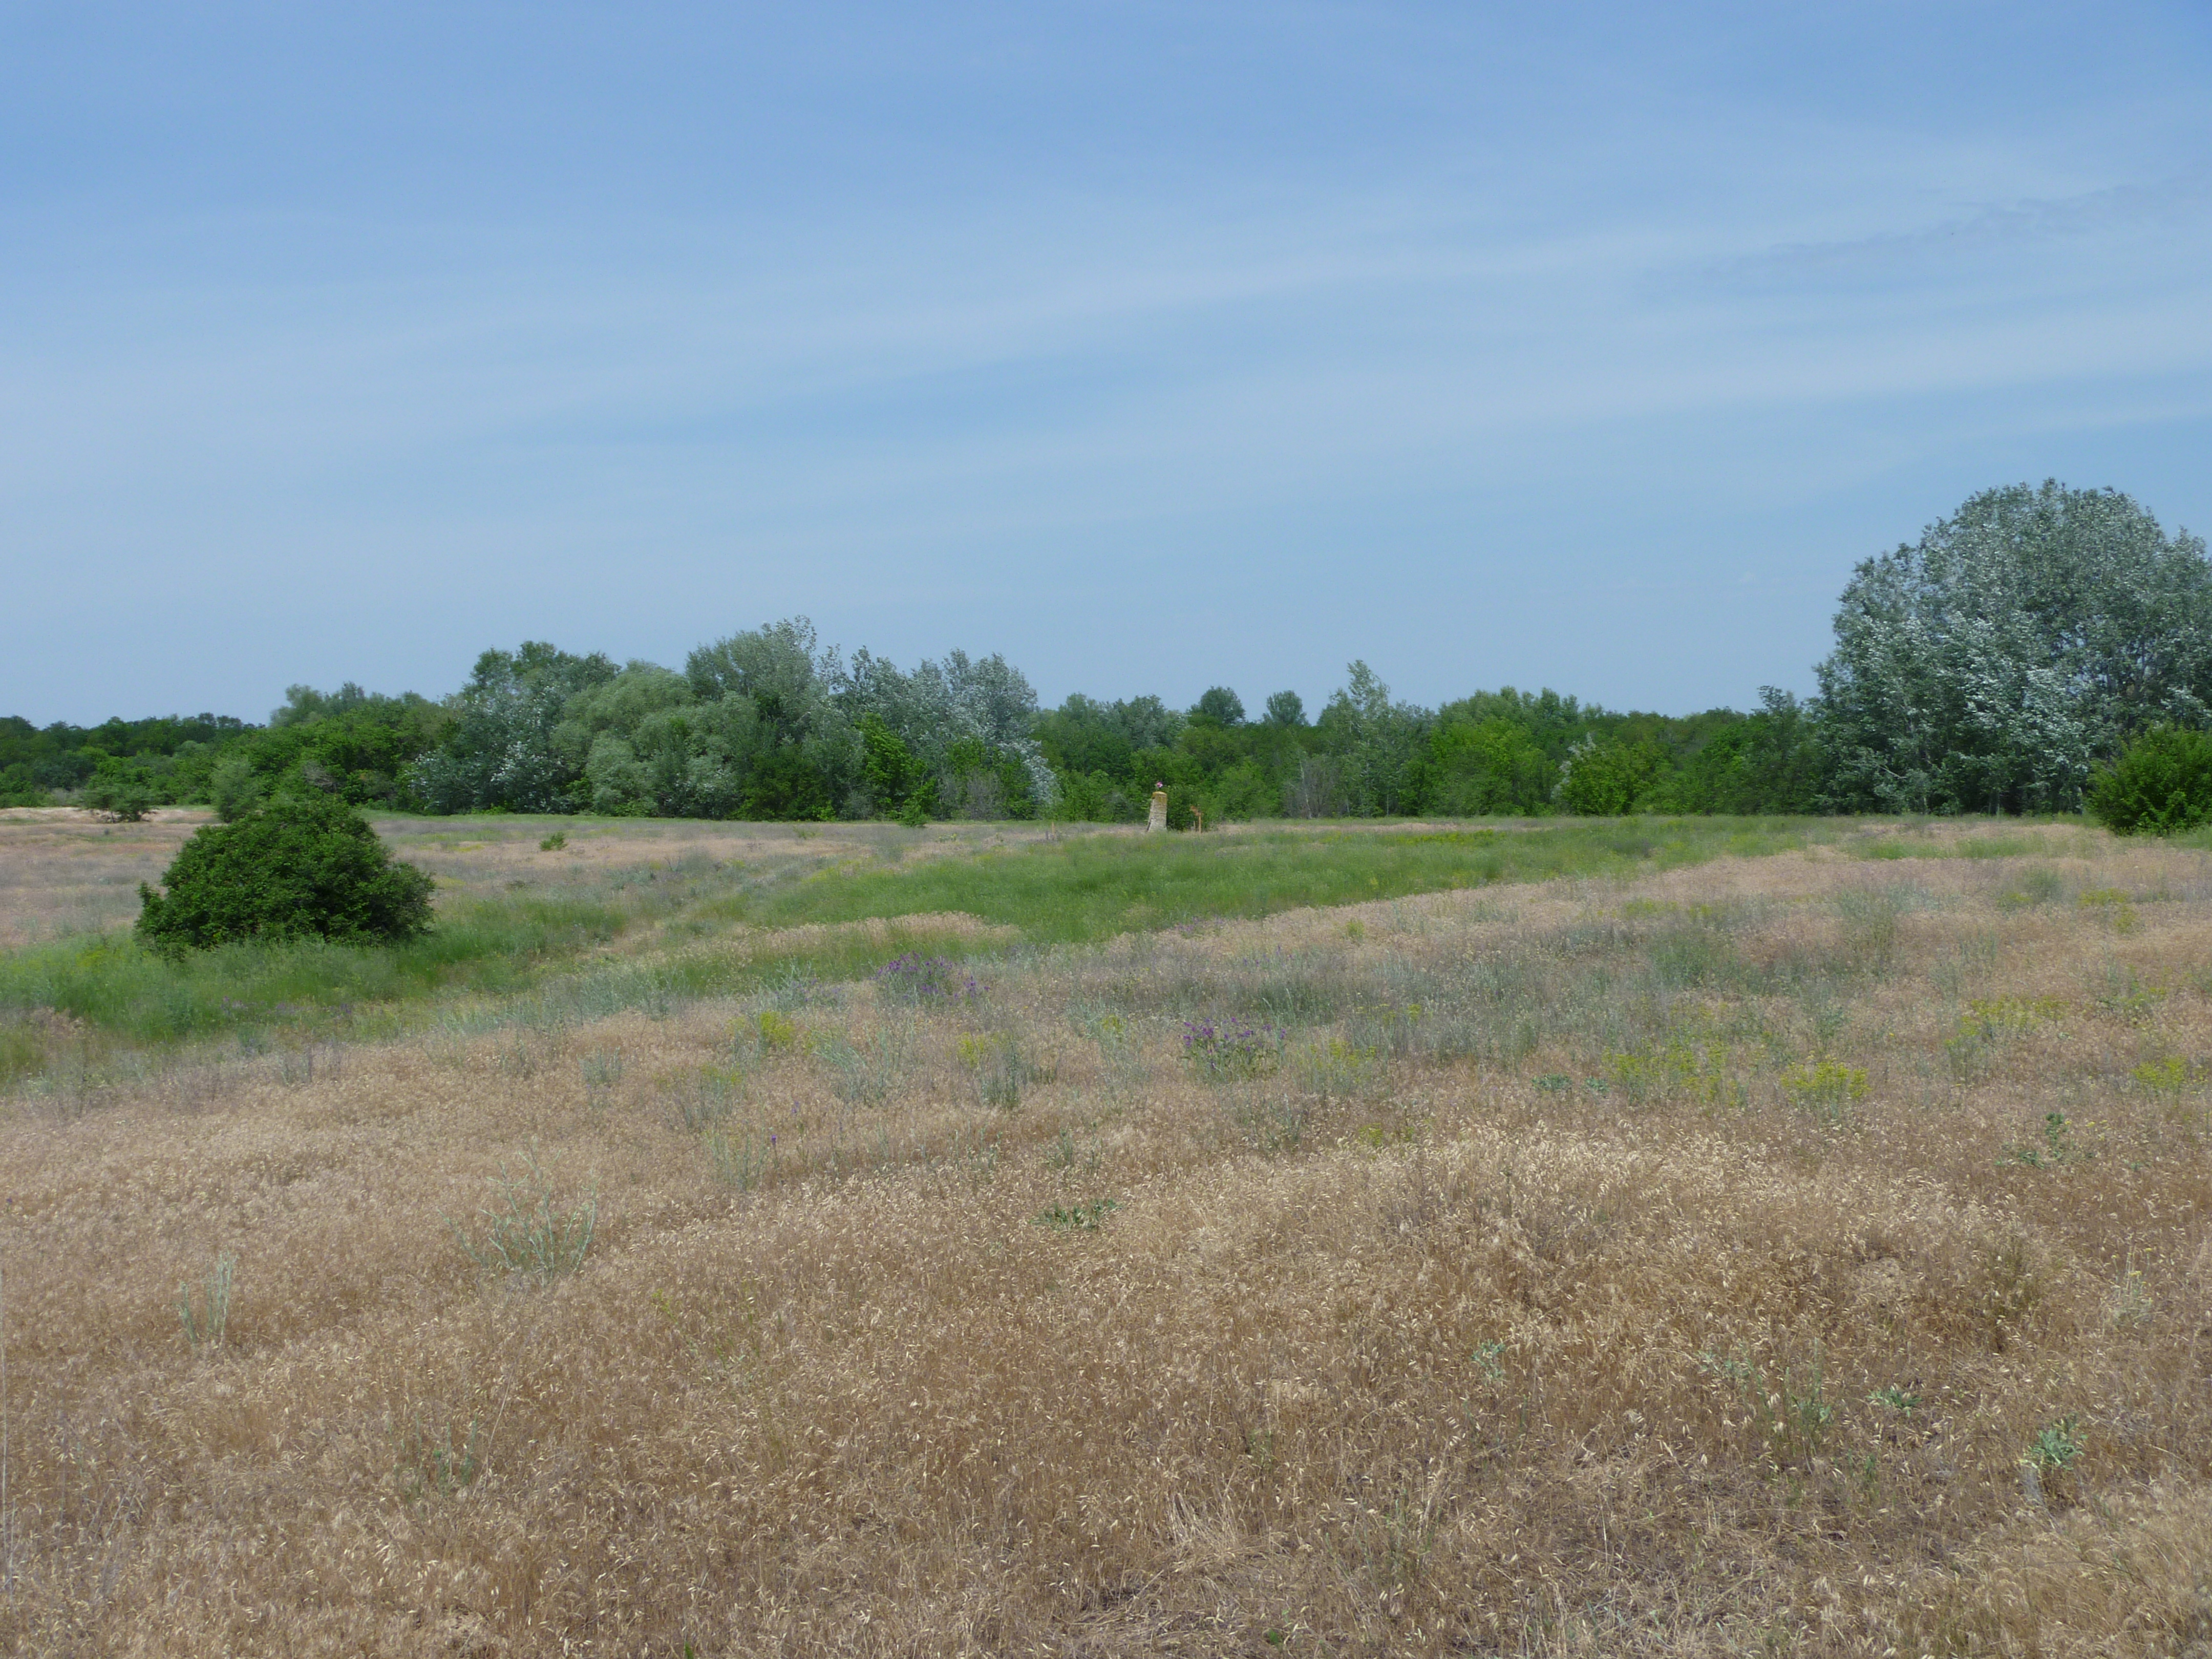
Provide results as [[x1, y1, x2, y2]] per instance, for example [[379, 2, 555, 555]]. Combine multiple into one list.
[[8, 481, 2207, 825]]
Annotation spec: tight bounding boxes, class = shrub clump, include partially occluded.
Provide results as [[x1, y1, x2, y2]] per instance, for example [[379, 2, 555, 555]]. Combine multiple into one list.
[[1180, 1017, 1283, 1080], [136, 791, 435, 952], [873, 952, 979, 1004], [2087, 725, 2212, 835]]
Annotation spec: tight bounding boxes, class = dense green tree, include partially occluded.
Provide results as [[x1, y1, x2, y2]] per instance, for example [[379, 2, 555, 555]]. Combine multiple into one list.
[[1818, 482, 2212, 813], [1653, 691, 1826, 813], [842, 644, 1054, 818], [554, 663, 701, 816], [82, 757, 157, 821], [1556, 736, 1663, 814], [856, 714, 926, 819], [1317, 662, 1424, 815], [0, 712, 251, 807], [48, 488, 2200, 831], [231, 687, 446, 808], [407, 643, 617, 813], [1194, 687, 1246, 727], [1420, 716, 1554, 814]]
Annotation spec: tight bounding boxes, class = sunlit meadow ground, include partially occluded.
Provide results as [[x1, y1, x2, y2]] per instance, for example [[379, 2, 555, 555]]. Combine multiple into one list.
[[0, 809, 1066, 951], [1, 813, 2210, 1654]]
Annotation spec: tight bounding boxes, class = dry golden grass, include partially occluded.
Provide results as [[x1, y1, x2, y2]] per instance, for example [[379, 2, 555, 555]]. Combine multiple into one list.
[[0, 809, 207, 947], [2, 825, 2211, 1653]]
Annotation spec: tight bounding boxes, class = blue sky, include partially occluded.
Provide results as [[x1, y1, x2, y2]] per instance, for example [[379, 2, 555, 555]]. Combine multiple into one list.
[[6, 2, 2211, 725]]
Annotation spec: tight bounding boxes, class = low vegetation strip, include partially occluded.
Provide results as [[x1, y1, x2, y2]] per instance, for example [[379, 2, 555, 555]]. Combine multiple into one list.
[[0, 815, 1845, 1083], [729, 815, 1846, 942]]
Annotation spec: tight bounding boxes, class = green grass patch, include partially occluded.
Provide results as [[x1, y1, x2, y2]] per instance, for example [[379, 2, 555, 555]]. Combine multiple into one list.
[[0, 890, 628, 1046], [1849, 819, 2090, 861], [0, 898, 990, 1075], [0, 816, 1835, 1080], [730, 818, 1837, 944]]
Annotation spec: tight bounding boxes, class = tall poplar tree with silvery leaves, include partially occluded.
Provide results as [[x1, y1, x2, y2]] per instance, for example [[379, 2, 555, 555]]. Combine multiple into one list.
[[841, 647, 1058, 813], [1816, 482, 2212, 814]]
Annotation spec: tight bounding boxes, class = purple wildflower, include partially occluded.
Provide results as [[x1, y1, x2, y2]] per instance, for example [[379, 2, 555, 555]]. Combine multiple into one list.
[[1180, 1017, 1282, 1079]]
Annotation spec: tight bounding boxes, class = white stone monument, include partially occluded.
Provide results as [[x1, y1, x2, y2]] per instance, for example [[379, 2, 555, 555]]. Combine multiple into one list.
[[1146, 782, 1168, 833]]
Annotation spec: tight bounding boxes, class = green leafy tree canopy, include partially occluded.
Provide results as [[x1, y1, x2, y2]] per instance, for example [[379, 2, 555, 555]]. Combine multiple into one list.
[[1817, 481, 2212, 813]]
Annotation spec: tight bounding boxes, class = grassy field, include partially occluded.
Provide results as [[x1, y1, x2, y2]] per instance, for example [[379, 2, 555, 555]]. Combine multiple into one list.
[[0, 812, 1860, 1088], [1, 811, 2208, 1654]]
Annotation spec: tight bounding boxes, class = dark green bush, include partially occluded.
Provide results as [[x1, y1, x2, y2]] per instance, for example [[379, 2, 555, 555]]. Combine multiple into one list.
[[137, 791, 435, 952], [82, 758, 157, 821], [2087, 726, 2212, 835]]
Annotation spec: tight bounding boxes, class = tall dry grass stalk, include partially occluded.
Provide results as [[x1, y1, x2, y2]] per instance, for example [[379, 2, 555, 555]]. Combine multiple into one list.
[[0, 825, 2210, 1652]]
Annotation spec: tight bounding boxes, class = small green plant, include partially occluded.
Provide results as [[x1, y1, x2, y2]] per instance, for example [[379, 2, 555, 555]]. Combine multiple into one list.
[[754, 1009, 803, 1054], [1697, 1347, 1834, 1470], [1607, 1035, 1746, 1109], [1471, 1340, 1507, 1384], [664, 1062, 743, 1131], [1966, 996, 2067, 1029], [1534, 1073, 1570, 1093], [819, 1033, 900, 1107], [580, 1046, 624, 1110], [874, 952, 979, 1005], [957, 1031, 1048, 1110], [764, 962, 832, 1010], [2005, 1110, 2079, 1168], [1781, 1059, 1868, 1115], [1362, 1484, 1440, 1599], [1035, 1199, 1117, 1231], [397, 1415, 484, 1501], [177, 1252, 236, 1353], [2026, 1414, 2085, 1473], [1227, 1091, 1308, 1154], [539, 831, 568, 852], [447, 1149, 598, 1281], [705, 1123, 776, 1189], [1354, 1120, 1417, 1150], [0, 1016, 46, 1088], [2077, 886, 2140, 934], [1293, 1037, 1378, 1098], [2131, 1055, 2198, 1099], [2106, 1256, 2155, 1329], [1867, 1385, 1922, 1415], [2095, 965, 2166, 1022], [1044, 1124, 1101, 1173], [958, 1127, 1001, 1185], [1995, 866, 2068, 908]]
